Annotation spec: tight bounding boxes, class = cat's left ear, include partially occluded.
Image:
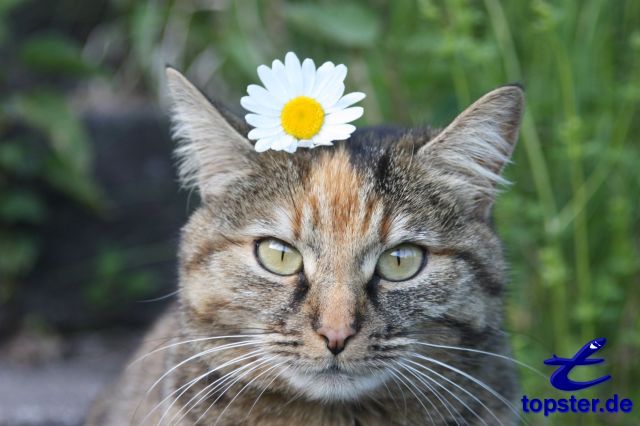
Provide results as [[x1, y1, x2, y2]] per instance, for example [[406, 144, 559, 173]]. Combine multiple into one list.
[[418, 85, 524, 219], [165, 67, 255, 201]]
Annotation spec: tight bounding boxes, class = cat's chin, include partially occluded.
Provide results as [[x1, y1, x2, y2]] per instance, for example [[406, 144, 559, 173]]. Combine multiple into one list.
[[282, 366, 390, 402]]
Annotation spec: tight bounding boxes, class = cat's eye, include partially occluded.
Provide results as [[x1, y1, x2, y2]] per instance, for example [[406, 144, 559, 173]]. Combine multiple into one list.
[[376, 243, 425, 282], [256, 238, 303, 276]]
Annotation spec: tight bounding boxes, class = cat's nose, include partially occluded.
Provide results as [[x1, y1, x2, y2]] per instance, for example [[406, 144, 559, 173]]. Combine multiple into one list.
[[316, 325, 356, 355]]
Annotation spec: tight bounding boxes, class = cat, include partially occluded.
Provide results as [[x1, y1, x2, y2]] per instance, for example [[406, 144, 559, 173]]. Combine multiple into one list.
[[87, 67, 524, 425]]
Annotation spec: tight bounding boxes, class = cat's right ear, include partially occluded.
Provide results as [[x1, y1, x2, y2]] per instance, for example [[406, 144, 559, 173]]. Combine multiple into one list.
[[165, 67, 255, 200]]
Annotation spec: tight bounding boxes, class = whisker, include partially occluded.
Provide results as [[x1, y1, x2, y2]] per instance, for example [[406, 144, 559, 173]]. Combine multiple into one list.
[[130, 335, 265, 367], [136, 289, 181, 303], [399, 361, 461, 425], [153, 349, 265, 425], [133, 340, 262, 424], [214, 359, 287, 426], [396, 364, 448, 425], [387, 365, 436, 424], [388, 370, 409, 419], [410, 352, 525, 425], [134, 340, 261, 423], [146, 340, 261, 395], [412, 341, 545, 378], [168, 353, 268, 425], [406, 357, 494, 426], [374, 366, 403, 413], [244, 364, 290, 421], [194, 356, 278, 424]]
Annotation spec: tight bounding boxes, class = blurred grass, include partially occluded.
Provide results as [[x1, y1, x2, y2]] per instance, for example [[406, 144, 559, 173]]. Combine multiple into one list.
[[2, 0, 639, 424]]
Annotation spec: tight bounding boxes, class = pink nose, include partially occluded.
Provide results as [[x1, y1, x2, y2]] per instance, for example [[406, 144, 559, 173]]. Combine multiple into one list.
[[316, 325, 356, 355]]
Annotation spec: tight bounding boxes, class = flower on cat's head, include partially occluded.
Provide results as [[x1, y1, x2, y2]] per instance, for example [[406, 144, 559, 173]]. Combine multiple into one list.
[[241, 52, 365, 153]]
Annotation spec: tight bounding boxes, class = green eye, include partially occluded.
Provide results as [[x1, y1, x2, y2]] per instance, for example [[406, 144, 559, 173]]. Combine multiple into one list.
[[376, 243, 425, 282], [256, 238, 303, 276]]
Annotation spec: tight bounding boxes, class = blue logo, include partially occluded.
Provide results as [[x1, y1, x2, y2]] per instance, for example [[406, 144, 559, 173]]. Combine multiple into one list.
[[521, 337, 633, 417], [544, 337, 612, 391]]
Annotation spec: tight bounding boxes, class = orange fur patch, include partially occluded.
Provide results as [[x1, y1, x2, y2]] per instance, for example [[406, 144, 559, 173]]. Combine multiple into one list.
[[303, 149, 364, 240]]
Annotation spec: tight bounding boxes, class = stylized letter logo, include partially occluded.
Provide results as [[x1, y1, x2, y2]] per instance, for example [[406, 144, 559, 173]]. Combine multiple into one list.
[[544, 337, 612, 391]]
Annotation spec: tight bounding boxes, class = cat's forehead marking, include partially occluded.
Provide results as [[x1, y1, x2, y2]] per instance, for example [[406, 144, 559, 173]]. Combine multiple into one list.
[[302, 149, 373, 240]]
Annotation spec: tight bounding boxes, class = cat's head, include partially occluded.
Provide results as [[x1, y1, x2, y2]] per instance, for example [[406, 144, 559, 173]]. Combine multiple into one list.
[[166, 68, 523, 402]]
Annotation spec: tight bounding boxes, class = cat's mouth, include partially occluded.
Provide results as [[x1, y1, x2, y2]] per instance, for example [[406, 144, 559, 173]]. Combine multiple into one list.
[[282, 362, 391, 401], [320, 363, 344, 374]]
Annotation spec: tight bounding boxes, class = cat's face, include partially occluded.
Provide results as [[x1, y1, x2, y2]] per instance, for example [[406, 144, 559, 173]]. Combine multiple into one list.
[[167, 69, 523, 402]]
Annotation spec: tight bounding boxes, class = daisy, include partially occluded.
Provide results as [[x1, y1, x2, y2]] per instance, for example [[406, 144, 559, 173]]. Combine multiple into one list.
[[241, 52, 366, 153]]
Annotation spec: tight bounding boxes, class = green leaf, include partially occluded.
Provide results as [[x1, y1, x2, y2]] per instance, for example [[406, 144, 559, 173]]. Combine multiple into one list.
[[131, 2, 162, 72], [19, 33, 96, 76], [284, 2, 381, 48], [0, 139, 42, 177], [0, 0, 21, 15], [43, 155, 104, 210], [8, 91, 105, 209], [0, 231, 40, 277], [124, 271, 155, 298], [10, 91, 91, 176], [0, 189, 46, 224]]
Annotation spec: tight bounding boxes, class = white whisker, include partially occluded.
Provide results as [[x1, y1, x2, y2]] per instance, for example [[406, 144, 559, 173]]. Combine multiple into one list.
[[145, 340, 261, 399], [214, 359, 287, 425], [388, 370, 409, 419], [244, 364, 290, 421], [153, 349, 265, 425], [406, 357, 494, 426], [410, 352, 525, 424], [195, 356, 278, 424], [168, 353, 268, 425], [130, 335, 265, 367], [399, 361, 461, 425], [412, 341, 545, 378], [134, 340, 261, 424], [387, 365, 436, 424]]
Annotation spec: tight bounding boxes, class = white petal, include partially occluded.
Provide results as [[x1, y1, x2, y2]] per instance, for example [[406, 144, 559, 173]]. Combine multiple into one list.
[[283, 138, 298, 153], [297, 140, 313, 148], [318, 83, 345, 109], [301, 58, 316, 95], [257, 65, 289, 103], [271, 60, 292, 100], [254, 138, 274, 152], [246, 84, 285, 110], [310, 62, 336, 98], [312, 64, 347, 99], [325, 107, 363, 124], [320, 131, 351, 142], [284, 52, 303, 96], [323, 123, 356, 137], [311, 132, 335, 145], [248, 126, 284, 140], [312, 127, 338, 145], [245, 113, 280, 128], [240, 96, 280, 116], [272, 134, 296, 151], [326, 92, 366, 113]]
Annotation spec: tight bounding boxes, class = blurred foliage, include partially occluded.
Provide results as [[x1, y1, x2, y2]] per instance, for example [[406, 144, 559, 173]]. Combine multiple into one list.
[[1, 0, 639, 424], [84, 247, 156, 308], [0, 1, 105, 303]]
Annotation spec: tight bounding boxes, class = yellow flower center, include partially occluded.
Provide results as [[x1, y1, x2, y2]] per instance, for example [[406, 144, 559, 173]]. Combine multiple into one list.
[[280, 96, 324, 140]]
